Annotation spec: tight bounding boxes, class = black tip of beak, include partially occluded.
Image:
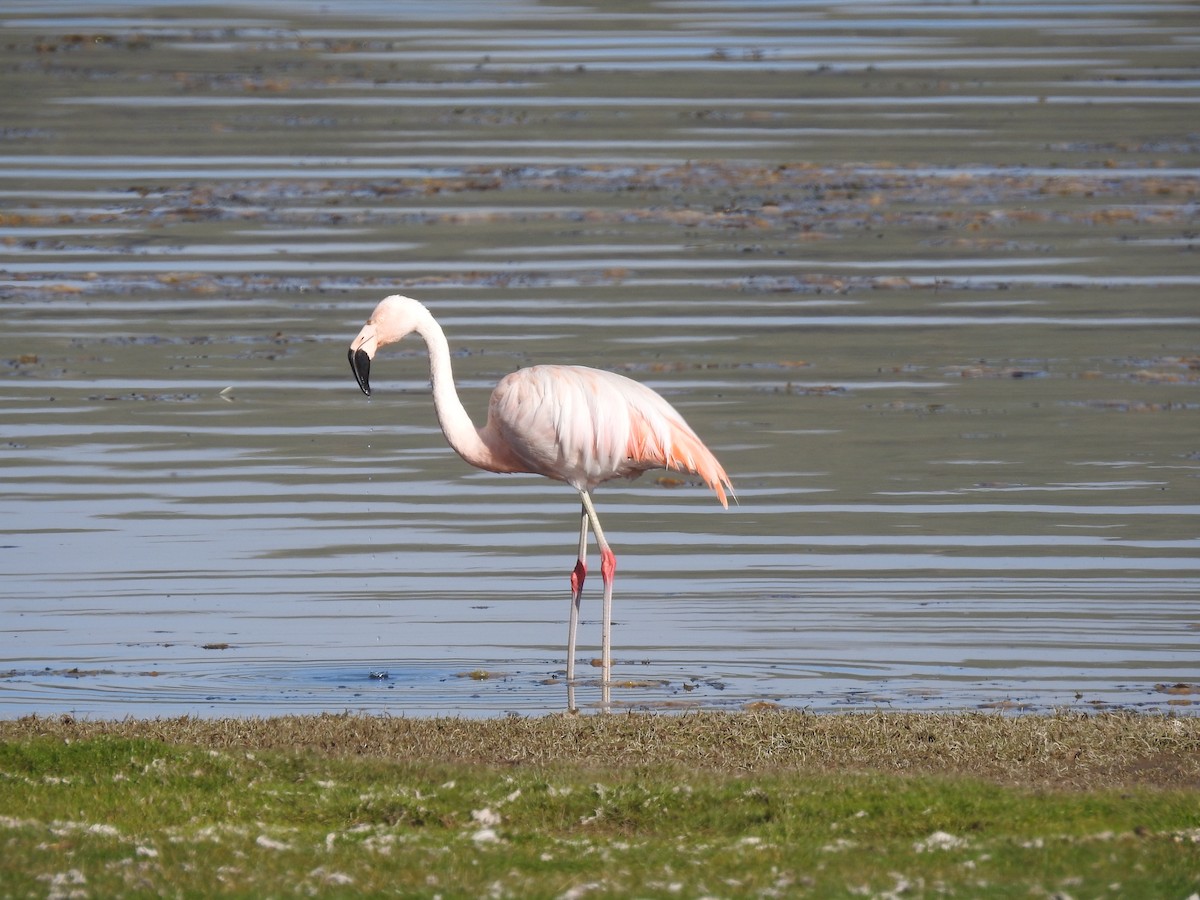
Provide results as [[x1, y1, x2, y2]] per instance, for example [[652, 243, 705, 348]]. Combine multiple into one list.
[[349, 347, 372, 396]]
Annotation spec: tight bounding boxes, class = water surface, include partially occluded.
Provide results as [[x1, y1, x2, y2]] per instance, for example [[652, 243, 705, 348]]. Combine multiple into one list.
[[1, 0, 1197, 717]]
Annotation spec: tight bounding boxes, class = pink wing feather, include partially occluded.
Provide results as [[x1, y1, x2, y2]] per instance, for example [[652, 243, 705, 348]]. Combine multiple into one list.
[[486, 365, 731, 506]]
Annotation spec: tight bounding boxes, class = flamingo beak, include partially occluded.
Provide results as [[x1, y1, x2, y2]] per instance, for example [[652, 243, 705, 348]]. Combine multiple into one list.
[[349, 347, 372, 396]]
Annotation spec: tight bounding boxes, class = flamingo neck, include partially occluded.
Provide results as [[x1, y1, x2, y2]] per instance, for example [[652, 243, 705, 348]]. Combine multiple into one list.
[[411, 305, 502, 473]]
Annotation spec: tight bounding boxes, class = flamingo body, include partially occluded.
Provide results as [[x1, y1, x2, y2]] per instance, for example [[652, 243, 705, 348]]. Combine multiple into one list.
[[487, 364, 730, 505], [348, 294, 732, 697]]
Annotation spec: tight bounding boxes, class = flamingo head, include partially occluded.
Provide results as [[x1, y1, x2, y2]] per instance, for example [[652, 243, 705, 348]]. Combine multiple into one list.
[[347, 294, 425, 397]]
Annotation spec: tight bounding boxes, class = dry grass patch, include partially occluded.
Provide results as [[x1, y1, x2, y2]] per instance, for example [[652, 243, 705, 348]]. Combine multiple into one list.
[[3, 710, 1196, 789]]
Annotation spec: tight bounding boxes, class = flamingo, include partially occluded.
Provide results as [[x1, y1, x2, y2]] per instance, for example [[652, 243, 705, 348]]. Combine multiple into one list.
[[347, 295, 732, 694]]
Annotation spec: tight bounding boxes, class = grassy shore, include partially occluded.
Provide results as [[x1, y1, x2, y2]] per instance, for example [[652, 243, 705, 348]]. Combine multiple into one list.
[[1, 711, 1197, 897]]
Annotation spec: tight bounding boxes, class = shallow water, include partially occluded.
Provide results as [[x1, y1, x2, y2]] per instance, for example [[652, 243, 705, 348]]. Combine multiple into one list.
[[1, 0, 1198, 717]]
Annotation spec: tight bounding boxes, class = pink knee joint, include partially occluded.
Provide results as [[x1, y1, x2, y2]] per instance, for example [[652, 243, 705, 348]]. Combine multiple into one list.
[[600, 547, 616, 585]]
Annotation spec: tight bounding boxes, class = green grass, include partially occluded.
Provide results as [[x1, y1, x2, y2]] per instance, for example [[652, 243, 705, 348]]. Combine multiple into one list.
[[1, 711, 1197, 897]]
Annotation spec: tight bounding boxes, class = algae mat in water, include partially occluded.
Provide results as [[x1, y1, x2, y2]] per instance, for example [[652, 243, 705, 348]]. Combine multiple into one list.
[[1, 711, 1197, 898]]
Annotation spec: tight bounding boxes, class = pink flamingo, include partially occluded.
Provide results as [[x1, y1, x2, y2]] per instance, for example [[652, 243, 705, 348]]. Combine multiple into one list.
[[348, 295, 732, 692]]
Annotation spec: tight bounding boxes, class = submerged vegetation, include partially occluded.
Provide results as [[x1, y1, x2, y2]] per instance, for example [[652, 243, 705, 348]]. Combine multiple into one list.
[[1, 711, 1197, 897]]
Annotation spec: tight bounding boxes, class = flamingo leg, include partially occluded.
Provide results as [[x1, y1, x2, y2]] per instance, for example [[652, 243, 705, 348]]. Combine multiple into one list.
[[579, 491, 616, 687], [566, 503, 588, 684]]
